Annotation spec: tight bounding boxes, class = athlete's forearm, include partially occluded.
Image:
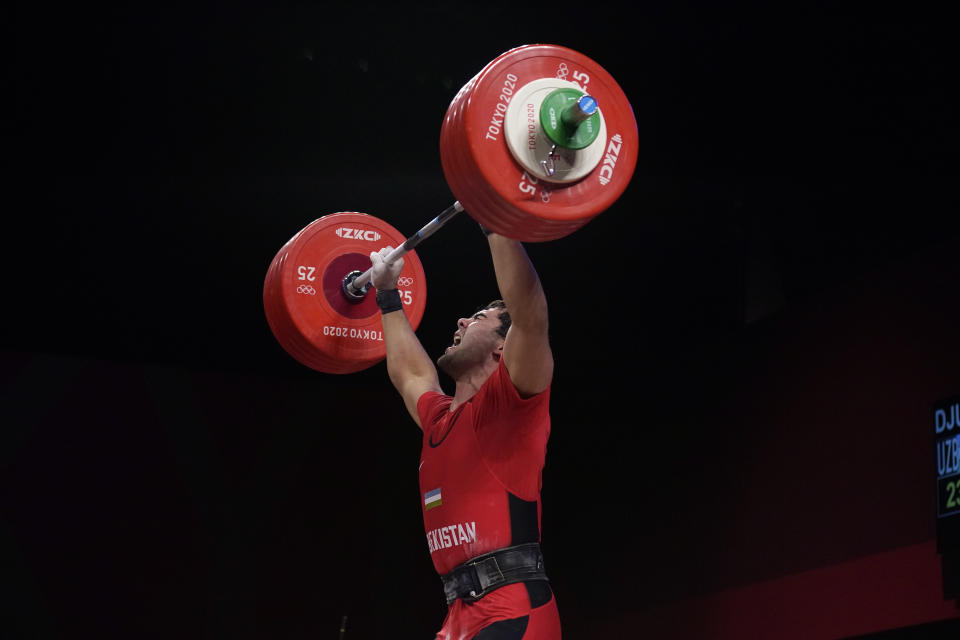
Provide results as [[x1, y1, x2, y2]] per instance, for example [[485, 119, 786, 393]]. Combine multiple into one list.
[[381, 309, 437, 391], [487, 234, 549, 332]]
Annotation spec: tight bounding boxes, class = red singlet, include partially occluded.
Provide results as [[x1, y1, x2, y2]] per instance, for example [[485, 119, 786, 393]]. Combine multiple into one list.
[[417, 359, 561, 639]]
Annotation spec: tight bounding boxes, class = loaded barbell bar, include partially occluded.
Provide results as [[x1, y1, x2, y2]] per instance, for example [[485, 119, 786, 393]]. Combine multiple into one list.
[[264, 43, 637, 373]]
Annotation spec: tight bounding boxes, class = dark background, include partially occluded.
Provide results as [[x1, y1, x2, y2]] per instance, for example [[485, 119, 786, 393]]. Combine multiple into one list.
[[5, 1, 959, 638]]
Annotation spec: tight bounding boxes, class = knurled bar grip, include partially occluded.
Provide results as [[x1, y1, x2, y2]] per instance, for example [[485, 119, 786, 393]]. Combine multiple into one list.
[[344, 201, 465, 297]]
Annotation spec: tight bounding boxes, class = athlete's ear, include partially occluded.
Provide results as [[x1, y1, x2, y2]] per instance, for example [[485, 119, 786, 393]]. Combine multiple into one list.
[[492, 343, 504, 361]]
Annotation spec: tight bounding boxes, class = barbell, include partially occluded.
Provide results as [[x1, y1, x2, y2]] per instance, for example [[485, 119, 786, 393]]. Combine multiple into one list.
[[264, 44, 638, 373]]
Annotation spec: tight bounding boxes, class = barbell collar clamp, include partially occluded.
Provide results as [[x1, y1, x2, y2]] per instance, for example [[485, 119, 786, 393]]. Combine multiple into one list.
[[341, 270, 372, 303], [562, 94, 598, 128]]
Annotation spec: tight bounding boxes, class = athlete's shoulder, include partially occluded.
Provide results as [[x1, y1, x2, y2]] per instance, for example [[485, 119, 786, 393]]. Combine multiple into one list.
[[417, 389, 453, 429], [482, 358, 551, 405]]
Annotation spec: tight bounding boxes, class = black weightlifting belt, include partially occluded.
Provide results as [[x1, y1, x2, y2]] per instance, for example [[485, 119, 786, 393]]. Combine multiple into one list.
[[441, 543, 548, 605]]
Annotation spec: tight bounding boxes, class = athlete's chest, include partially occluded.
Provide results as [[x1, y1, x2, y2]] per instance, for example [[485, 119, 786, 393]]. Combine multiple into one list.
[[419, 403, 488, 485]]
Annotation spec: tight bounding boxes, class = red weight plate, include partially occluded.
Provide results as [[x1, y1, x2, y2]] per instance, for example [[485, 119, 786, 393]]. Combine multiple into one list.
[[263, 212, 427, 374], [441, 79, 530, 238], [440, 44, 638, 242], [272, 212, 426, 373], [483, 44, 637, 234], [263, 213, 424, 373], [264, 250, 342, 372], [441, 59, 569, 242], [264, 247, 347, 372]]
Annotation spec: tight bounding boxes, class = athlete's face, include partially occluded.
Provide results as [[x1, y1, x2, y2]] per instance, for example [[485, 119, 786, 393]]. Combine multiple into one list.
[[437, 308, 505, 375]]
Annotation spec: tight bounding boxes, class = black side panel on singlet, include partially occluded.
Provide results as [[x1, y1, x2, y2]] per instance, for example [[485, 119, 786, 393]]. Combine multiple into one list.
[[508, 492, 539, 546], [508, 493, 552, 609], [524, 581, 552, 609]]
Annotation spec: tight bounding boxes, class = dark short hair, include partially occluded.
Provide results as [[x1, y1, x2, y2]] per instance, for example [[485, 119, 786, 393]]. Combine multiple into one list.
[[478, 300, 511, 339]]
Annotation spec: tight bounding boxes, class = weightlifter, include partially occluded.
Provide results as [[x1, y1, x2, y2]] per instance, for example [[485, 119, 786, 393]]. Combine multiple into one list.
[[369, 224, 561, 639]]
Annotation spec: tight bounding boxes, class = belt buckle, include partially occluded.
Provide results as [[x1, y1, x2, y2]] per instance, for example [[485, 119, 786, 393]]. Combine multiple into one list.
[[467, 555, 504, 600]]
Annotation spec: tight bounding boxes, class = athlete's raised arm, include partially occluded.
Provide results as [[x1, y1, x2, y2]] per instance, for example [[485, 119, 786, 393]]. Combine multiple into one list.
[[485, 231, 554, 397], [370, 247, 442, 429]]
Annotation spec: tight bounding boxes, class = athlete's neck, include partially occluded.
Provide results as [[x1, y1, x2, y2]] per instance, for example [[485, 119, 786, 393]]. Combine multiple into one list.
[[448, 359, 499, 411]]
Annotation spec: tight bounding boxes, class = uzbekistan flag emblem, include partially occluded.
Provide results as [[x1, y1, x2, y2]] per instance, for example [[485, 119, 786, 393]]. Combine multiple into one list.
[[424, 488, 442, 510]]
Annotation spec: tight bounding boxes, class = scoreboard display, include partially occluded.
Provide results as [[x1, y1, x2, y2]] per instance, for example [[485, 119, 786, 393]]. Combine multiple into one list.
[[935, 394, 960, 599], [935, 394, 960, 550]]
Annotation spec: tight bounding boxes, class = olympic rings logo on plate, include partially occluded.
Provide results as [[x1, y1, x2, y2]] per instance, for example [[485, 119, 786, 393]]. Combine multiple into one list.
[[556, 62, 569, 80], [397, 276, 414, 287], [296, 285, 317, 295]]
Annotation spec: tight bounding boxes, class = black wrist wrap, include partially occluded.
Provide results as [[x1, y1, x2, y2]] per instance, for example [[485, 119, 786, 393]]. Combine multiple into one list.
[[376, 289, 403, 314]]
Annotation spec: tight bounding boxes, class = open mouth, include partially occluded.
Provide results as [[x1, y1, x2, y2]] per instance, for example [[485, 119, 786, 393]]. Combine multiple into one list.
[[445, 334, 462, 353]]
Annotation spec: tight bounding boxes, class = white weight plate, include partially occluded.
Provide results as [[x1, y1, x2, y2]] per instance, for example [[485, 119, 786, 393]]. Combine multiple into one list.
[[503, 78, 607, 184]]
